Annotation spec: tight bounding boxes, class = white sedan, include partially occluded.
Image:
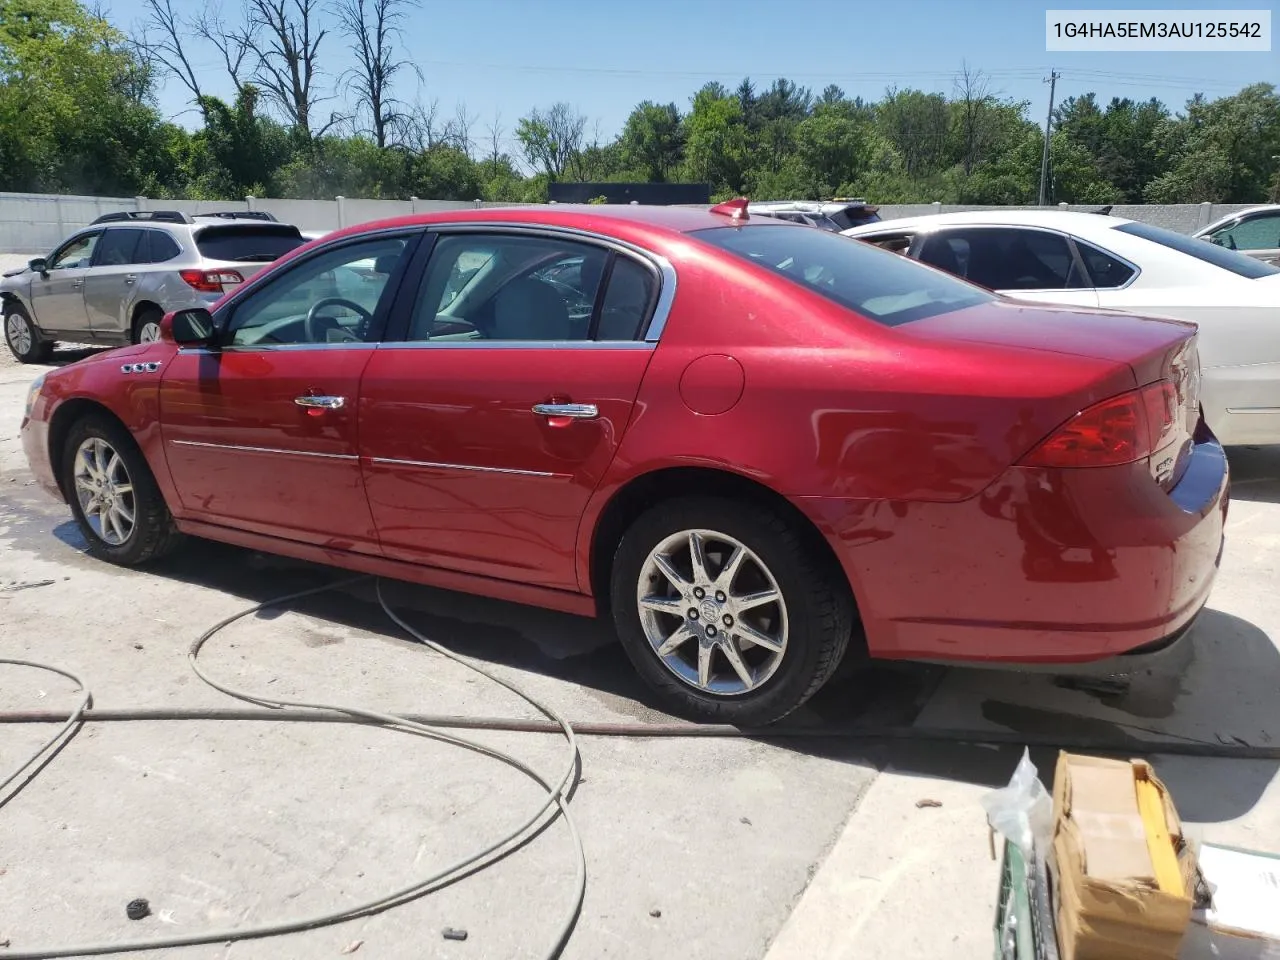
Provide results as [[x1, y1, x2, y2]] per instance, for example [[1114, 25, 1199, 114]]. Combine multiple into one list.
[[843, 210, 1280, 447]]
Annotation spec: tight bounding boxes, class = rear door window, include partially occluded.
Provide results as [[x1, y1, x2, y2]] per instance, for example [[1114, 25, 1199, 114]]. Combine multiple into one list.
[[693, 224, 992, 326], [1076, 241, 1136, 288], [920, 228, 1087, 290], [195, 225, 306, 263], [596, 256, 658, 340], [92, 228, 145, 267]]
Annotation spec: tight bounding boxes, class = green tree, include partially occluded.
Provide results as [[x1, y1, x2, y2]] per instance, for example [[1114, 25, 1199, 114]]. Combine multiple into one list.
[[620, 101, 683, 181], [195, 86, 295, 197], [1145, 84, 1280, 202], [0, 0, 169, 193], [682, 83, 750, 195], [516, 103, 586, 179]]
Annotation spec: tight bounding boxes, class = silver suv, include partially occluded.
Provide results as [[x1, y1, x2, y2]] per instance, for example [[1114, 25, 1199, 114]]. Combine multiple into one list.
[[2, 211, 307, 363]]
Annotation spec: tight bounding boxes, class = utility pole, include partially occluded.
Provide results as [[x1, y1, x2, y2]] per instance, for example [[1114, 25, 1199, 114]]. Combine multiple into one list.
[[1038, 69, 1060, 206]]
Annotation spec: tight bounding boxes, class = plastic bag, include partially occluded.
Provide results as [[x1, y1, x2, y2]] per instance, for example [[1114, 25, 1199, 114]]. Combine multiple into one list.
[[981, 748, 1053, 856]]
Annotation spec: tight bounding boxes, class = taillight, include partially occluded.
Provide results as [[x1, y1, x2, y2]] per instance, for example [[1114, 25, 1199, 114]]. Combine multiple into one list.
[[1019, 382, 1177, 468], [180, 269, 243, 293]]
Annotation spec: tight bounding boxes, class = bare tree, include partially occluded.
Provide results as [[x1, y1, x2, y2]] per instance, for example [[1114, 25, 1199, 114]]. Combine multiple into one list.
[[246, 0, 331, 138], [138, 0, 206, 108], [484, 108, 505, 166], [138, 0, 256, 118], [406, 96, 441, 150], [332, 0, 422, 148], [443, 101, 477, 155], [195, 4, 256, 99], [954, 61, 995, 177]]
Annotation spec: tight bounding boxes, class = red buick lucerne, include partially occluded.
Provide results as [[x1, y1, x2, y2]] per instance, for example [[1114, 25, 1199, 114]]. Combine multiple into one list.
[[18, 200, 1228, 724]]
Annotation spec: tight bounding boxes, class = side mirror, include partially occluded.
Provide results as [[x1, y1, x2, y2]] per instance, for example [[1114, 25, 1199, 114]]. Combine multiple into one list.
[[165, 308, 216, 347], [28, 258, 47, 275]]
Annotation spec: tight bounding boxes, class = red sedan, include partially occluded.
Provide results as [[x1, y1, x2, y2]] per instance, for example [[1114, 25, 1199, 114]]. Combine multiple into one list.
[[19, 200, 1228, 724]]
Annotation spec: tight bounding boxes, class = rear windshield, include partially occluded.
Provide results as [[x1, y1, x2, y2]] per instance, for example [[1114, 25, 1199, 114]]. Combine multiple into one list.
[[827, 208, 881, 231], [693, 224, 993, 326], [195, 224, 306, 263], [1116, 221, 1280, 279]]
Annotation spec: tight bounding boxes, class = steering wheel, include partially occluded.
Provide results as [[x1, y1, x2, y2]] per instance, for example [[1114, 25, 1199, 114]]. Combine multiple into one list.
[[305, 297, 373, 343]]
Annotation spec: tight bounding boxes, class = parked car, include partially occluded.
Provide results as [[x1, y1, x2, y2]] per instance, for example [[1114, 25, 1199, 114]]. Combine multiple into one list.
[[2, 211, 308, 362], [1193, 204, 1280, 265], [747, 199, 881, 231], [844, 210, 1280, 447], [20, 199, 1227, 724]]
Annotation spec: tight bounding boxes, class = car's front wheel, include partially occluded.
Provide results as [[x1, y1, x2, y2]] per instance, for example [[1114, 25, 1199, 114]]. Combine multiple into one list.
[[610, 497, 855, 725], [4, 303, 53, 363], [62, 414, 181, 565]]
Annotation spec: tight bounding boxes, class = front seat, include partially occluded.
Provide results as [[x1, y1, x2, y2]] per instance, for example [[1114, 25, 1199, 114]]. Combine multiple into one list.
[[492, 277, 572, 341], [918, 236, 963, 277]]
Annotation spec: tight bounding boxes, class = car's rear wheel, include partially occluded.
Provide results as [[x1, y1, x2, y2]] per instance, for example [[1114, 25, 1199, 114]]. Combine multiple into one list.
[[610, 497, 854, 725], [4, 303, 53, 363], [62, 414, 181, 565], [132, 307, 163, 344]]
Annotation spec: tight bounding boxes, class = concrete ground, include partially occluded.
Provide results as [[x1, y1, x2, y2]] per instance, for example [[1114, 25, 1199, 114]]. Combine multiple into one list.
[[3, 266, 1279, 958]]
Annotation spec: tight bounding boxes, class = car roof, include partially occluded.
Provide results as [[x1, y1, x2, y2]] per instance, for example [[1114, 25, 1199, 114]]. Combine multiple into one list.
[[843, 210, 1137, 235], [315, 203, 794, 248]]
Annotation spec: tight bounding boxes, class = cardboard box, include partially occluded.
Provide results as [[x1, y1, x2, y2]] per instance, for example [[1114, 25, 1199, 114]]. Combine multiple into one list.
[[1179, 844, 1280, 959], [1051, 753, 1197, 960]]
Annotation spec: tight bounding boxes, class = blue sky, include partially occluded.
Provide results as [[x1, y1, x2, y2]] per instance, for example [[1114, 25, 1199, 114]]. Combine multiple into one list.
[[108, 0, 1275, 150]]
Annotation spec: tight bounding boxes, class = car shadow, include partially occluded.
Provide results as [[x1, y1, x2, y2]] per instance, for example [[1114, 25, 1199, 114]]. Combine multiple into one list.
[[41, 518, 1280, 825], [1226, 445, 1280, 503]]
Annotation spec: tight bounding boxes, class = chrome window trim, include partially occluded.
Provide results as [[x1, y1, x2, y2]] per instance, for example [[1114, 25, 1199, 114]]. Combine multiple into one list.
[[368, 456, 567, 479], [921, 222, 1143, 292], [170, 439, 356, 460], [178, 341, 377, 354], [376, 339, 654, 352], [418, 222, 678, 342]]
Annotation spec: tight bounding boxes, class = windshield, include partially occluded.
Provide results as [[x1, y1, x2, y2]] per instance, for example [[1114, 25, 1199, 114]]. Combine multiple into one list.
[[195, 224, 307, 263], [1116, 220, 1280, 280], [693, 224, 993, 326]]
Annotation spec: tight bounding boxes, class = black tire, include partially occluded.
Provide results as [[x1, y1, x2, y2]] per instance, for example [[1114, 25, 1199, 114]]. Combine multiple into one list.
[[3, 302, 53, 363], [61, 413, 181, 566], [610, 496, 855, 725], [132, 306, 163, 345]]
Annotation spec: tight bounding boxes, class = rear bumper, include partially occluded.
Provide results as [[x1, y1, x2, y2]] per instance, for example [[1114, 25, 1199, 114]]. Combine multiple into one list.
[[798, 437, 1229, 664]]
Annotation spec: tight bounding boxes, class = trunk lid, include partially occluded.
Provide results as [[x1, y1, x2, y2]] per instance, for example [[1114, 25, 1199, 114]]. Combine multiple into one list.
[[906, 300, 1201, 489]]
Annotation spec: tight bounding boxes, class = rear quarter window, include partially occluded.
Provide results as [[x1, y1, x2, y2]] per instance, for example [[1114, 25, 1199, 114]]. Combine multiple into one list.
[[196, 225, 306, 263], [693, 224, 993, 326]]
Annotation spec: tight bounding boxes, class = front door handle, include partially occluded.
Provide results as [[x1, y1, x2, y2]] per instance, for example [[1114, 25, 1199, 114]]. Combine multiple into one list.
[[294, 395, 346, 410], [71, 279, 84, 288], [532, 402, 598, 420]]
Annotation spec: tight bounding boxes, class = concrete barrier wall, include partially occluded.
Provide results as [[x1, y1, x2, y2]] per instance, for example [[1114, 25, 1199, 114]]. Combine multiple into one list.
[[0, 190, 1261, 254]]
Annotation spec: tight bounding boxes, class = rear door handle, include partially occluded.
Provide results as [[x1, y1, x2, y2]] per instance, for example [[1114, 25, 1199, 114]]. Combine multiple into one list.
[[294, 395, 346, 410], [532, 402, 598, 420], [124, 274, 137, 285]]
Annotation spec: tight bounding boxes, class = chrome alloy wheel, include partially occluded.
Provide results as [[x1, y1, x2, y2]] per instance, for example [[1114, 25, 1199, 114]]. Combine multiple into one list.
[[73, 437, 136, 546], [138, 321, 161, 343], [5, 313, 32, 355], [636, 529, 789, 695]]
